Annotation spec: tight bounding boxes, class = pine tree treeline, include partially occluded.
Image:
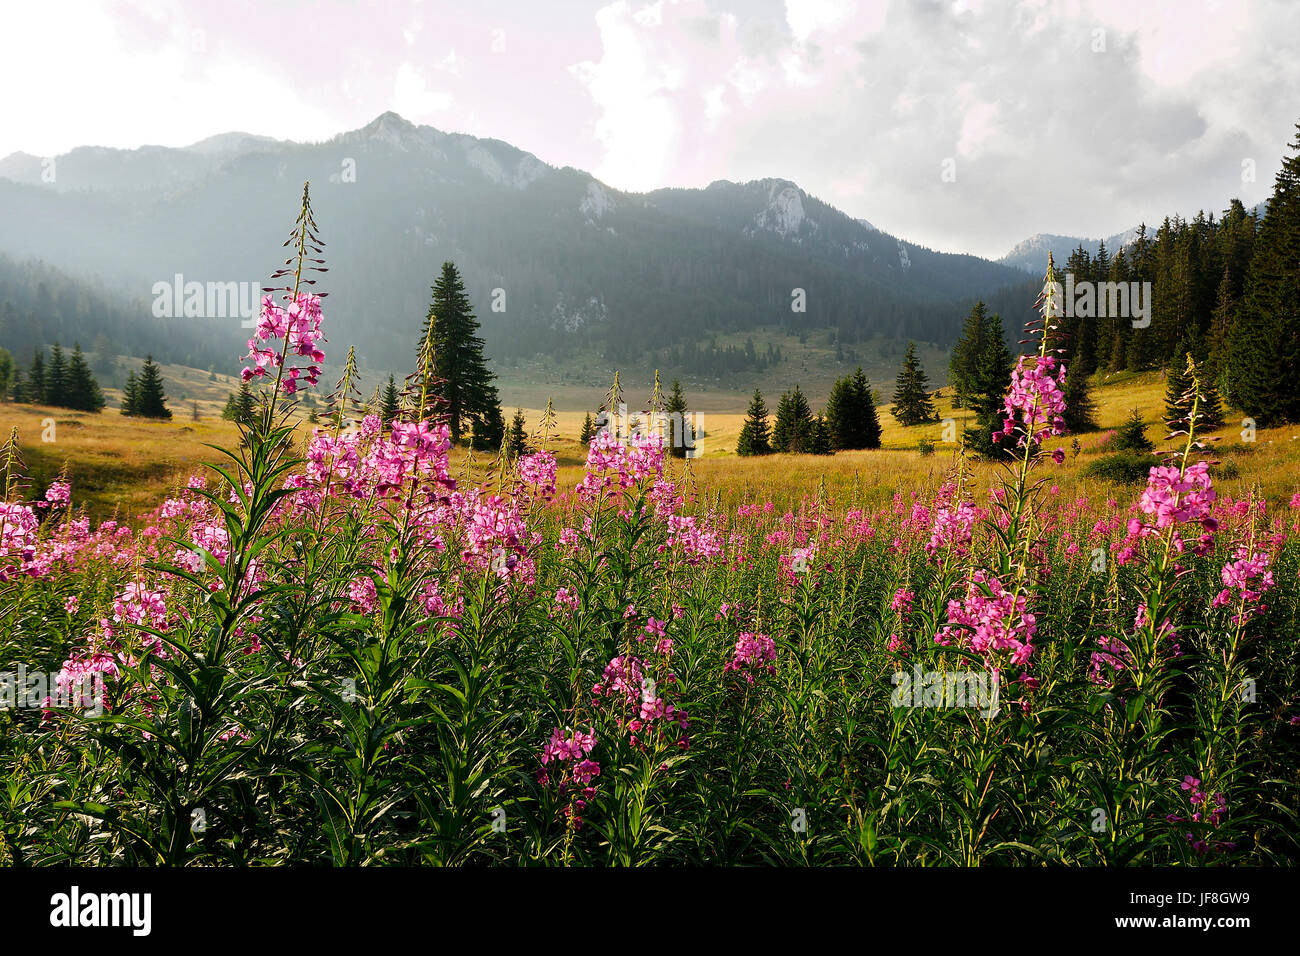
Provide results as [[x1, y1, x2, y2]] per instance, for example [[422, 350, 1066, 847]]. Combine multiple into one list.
[[1224, 119, 1300, 425], [11, 341, 105, 411], [1036, 117, 1300, 425], [738, 372, 880, 456]]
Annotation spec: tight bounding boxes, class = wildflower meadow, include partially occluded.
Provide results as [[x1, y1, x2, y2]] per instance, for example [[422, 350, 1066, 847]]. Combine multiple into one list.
[[2, 190, 1298, 871]]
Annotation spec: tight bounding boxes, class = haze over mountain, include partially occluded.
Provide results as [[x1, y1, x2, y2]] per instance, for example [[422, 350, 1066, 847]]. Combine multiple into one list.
[[0, 112, 1040, 376]]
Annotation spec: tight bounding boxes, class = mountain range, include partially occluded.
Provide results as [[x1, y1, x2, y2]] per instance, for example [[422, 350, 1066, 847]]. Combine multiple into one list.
[[0, 111, 1117, 376]]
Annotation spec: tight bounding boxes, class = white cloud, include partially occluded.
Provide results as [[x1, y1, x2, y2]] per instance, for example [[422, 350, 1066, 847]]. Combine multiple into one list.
[[393, 63, 454, 118]]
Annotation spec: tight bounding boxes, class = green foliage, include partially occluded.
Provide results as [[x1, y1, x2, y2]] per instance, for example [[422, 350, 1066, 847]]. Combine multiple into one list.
[[772, 385, 814, 453], [1111, 408, 1155, 453], [507, 407, 530, 458], [891, 342, 938, 426], [380, 374, 401, 426], [1083, 451, 1157, 483], [736, 390, 772, 457], [665, 379, 690, 459], [132, 355, 172, 420], [825, 367, 882, 450], [419, 261, 502, 442]]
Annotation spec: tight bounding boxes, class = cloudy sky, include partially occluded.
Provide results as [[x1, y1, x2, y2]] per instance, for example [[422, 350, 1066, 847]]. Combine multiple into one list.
[[3, 0, 1297, 258]]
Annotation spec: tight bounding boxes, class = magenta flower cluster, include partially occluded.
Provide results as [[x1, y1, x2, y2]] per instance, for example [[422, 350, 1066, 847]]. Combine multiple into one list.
[[1211, 546, 1274, 622], [1131, 461, 1218, 554], [723, 631, 776, 684], [241, 293, 326, 394], [1000, 354, 1066, 444], [925, 484, 977, 557], [935, 571, 1037, 669], [538, 726, 601, 829]]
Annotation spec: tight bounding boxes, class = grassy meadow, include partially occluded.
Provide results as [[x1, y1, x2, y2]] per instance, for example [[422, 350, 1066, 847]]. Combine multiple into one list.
[[6, 366, 1299, 520]]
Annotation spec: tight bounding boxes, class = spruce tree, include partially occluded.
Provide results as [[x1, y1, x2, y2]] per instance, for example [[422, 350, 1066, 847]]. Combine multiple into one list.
[[963, 312, 1015, 455], [826, 367, 883, 450], [1164, 349, 1193, 431], [825, 375, 856, 450], [135, 356, 172, 420], [891, 342, 937, 426], [121, 370, 140, 416], [852, 368, 883, 449], [507, 407, 529, 458], [579, 412, 595, 445], [471, 403, 506, 451], [736, 390, 773, 457], [1197, 362, 1226, 431], [65, 343, 105, 412], [772, 385, 814, 453], [45, 343, 69, 407], [809, 415, 834, 455], [222, 391, 239, 421], [1112, 408, 1154, 453], [420, 261, 501, 442], [1061, 363, 1098, 433], [1226, 117, 1300, 425], [380, 374, 401, 425], [27, 349, 45, 404], [948, 301, 989, 409], [0, 348, 13, 402], [664, 379, 690, 458]]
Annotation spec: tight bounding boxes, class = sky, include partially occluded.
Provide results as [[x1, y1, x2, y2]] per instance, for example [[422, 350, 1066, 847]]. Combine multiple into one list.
[[2, 0, 1297, 259]]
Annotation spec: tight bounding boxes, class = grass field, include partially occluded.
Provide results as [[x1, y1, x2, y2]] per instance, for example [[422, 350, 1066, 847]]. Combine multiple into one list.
[[5, 366, 1300, 520]]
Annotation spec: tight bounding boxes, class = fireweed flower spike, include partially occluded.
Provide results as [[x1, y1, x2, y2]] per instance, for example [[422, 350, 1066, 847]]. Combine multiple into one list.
[[242, 293, 326, 395]]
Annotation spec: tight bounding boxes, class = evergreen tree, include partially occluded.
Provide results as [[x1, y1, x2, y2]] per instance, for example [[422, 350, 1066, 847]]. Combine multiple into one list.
[[852, 367, 883, 449], [380, 374, 401, 425], [222, 381, 257, 424], [664, 379, 690, 459], [579, 412, 595, 445], [1112, 408, 1154, 453], [1197, 363, 1226, 431], [1167, 350, 1225, 433], [963, 312, 1015, 455], [1164, 347, 1193, 431], [121, 371, 140, 416], [507, 407, 530, 458], [471, 403, 506, 451], [772, 385, 814, 453], [825, 375, 856, 450], [27, 349, 45, 404], [0, 347, 13, 402], [809, 415, 834, 455], [1226, 118, 1300, 425], [1061, 363, 1098, 433], [891, 342, 937, 426], [65, 343, 105, 412], [420, 261, 501, 442], [45, 343, 69, 407], [736, 390, 773, 457], [826, 367, 883, 450], [948, 301, 989, 409], [135, 356, 172, 420]]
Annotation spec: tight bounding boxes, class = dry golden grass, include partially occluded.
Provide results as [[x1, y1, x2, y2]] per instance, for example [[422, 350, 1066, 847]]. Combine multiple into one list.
[[4, 366, 1299, 521]]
